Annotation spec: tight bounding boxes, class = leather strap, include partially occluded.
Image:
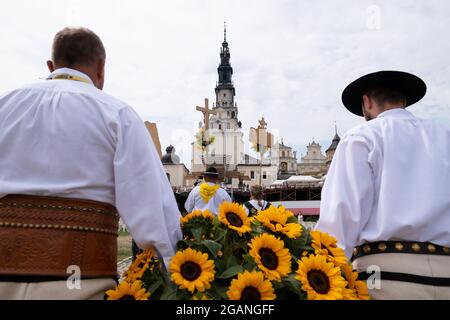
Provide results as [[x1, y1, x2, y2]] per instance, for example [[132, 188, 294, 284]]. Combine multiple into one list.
[[358, 271, 450, 287], [352, 241, 450, 261], [0, 194, 119, 280]]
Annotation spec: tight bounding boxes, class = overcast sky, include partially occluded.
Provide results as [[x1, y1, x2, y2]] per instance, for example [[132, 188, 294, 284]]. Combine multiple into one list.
[[1, 0, 449, 165]]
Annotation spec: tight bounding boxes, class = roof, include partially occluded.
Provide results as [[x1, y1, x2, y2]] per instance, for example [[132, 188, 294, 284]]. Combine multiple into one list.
[[325, 133, 341, 153]]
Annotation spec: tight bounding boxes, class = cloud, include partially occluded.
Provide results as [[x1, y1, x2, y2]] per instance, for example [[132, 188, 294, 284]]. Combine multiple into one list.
[[1, 0, 449, 165]]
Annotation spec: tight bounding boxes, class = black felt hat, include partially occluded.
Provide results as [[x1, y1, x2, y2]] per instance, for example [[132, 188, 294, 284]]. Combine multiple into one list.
[[204, 166, 219, 177], [341, 70, 427, 116]]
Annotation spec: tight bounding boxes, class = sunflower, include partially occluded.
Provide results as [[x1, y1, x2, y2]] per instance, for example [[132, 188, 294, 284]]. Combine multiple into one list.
[[192, 293, 211, 300], [310, 230, 348, 267], [181, 209, 215, 225], [218, 202, 252, 236], [249, 233, 291, 281], [106, 280, 150, 300], [354, 280, 370, 300], [227, 270, 276, 300], [341, 264, 359, 300], [169, 248, 215, 293], [254, 206, 302, 239], [296, 254, 347, 300], [123, 249, 155, 282]]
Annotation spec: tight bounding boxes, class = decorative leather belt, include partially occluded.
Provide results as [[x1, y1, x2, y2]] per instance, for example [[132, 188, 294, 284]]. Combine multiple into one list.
[[352, 240, 450, 261], [0, 194, 119, 281]]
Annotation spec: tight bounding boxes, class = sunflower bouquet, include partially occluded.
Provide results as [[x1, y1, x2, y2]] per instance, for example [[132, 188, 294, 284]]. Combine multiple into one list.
[[195, 127, 215, 150], [106, 202, 370, 300]]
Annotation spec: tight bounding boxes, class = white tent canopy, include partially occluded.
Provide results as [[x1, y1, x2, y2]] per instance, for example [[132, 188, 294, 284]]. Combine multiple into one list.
[[286, 175, 322, 183], [270, 180, 287, 186]]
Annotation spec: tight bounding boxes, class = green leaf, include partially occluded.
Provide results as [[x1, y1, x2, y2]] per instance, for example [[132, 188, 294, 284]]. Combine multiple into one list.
[[209, 282, 229, 300], [225, 253, 239, 268], [214, 227, 227, 242], [146, 277, 164, 295], [283, 274, 303, 296], [217, 265, 243, 279], [287, 216, 298, 224], [191, 228, 203, 241], [160, 285, 178, 300], [202, 240, 222, 257]]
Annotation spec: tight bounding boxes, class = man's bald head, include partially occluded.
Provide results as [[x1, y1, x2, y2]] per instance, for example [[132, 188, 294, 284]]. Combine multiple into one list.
[[47, 27, 106, 89]]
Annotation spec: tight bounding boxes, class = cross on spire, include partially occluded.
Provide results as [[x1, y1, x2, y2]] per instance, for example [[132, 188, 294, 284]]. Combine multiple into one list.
[[196, 98, 217, 130], [224, 20, 227, 42]]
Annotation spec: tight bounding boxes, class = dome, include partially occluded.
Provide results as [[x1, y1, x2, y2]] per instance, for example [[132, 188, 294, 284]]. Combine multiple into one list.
[[161, 145, 180, 164]]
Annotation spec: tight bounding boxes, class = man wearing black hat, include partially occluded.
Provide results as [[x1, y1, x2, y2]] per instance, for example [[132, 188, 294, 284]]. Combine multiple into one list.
[[316, 71, 450, 299], [185, 166, 231, 215]]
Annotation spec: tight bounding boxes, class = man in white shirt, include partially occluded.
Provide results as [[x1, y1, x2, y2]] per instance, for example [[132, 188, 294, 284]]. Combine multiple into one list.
[[316, 70, 450, 299], [184, 167, 231, 215], [0, 27, 182, 299]]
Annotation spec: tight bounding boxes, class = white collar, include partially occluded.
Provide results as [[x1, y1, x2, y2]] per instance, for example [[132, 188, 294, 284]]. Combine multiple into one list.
[[47, 67, 94, 85], [377, 108, 416, 120]]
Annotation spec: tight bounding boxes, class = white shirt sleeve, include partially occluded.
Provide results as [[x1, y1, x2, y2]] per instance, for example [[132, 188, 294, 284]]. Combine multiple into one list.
[[219, 188, 232, 203], [316, 134, 374, 258], [113, 107, 182, 266], [184, 187, 197, 213]]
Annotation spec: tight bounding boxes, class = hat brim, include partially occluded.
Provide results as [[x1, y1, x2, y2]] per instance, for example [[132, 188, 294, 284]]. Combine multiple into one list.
[[203, 172, 219, 177], [342, 71, 427, 117]]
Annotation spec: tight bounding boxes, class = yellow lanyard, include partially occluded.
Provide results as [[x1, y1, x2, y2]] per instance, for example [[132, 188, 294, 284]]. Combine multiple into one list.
[[51, 74, 92, 85]]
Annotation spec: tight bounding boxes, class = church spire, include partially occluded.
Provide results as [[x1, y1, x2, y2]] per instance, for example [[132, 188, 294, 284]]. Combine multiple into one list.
[[218, 21, 233, 86], [215, 22, 235, 108]]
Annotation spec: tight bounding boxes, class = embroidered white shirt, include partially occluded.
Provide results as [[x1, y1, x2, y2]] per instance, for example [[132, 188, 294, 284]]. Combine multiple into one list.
[[184, 183, 232, 215], [316, 108, 450, 258], [0, 68, 182, 264]]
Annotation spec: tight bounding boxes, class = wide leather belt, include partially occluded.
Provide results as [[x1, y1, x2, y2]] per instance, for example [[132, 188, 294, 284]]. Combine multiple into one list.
[[0, 194, 119, 280], [352, 240, 450, 261]]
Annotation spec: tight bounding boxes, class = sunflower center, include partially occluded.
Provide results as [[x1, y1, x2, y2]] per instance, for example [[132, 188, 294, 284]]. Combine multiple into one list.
[[180, 261, 202, 281], [240, 286, 262, 300], [226, 212, 243, 227], [307, 270, 331, 294], [259, 248, 279, 270], [118, 295, 136, 300]]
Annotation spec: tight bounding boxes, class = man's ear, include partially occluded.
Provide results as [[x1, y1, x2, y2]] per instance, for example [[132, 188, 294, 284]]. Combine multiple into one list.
[[96, 58, 105, 90], [362, 94, 371, 110], [46, 60, 55, 73]]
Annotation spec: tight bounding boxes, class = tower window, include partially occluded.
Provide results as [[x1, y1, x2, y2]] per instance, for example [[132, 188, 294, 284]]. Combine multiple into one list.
[[251, 171, 255, 179], [219, 124, 222, 130], [224, 93, 226, 97]]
